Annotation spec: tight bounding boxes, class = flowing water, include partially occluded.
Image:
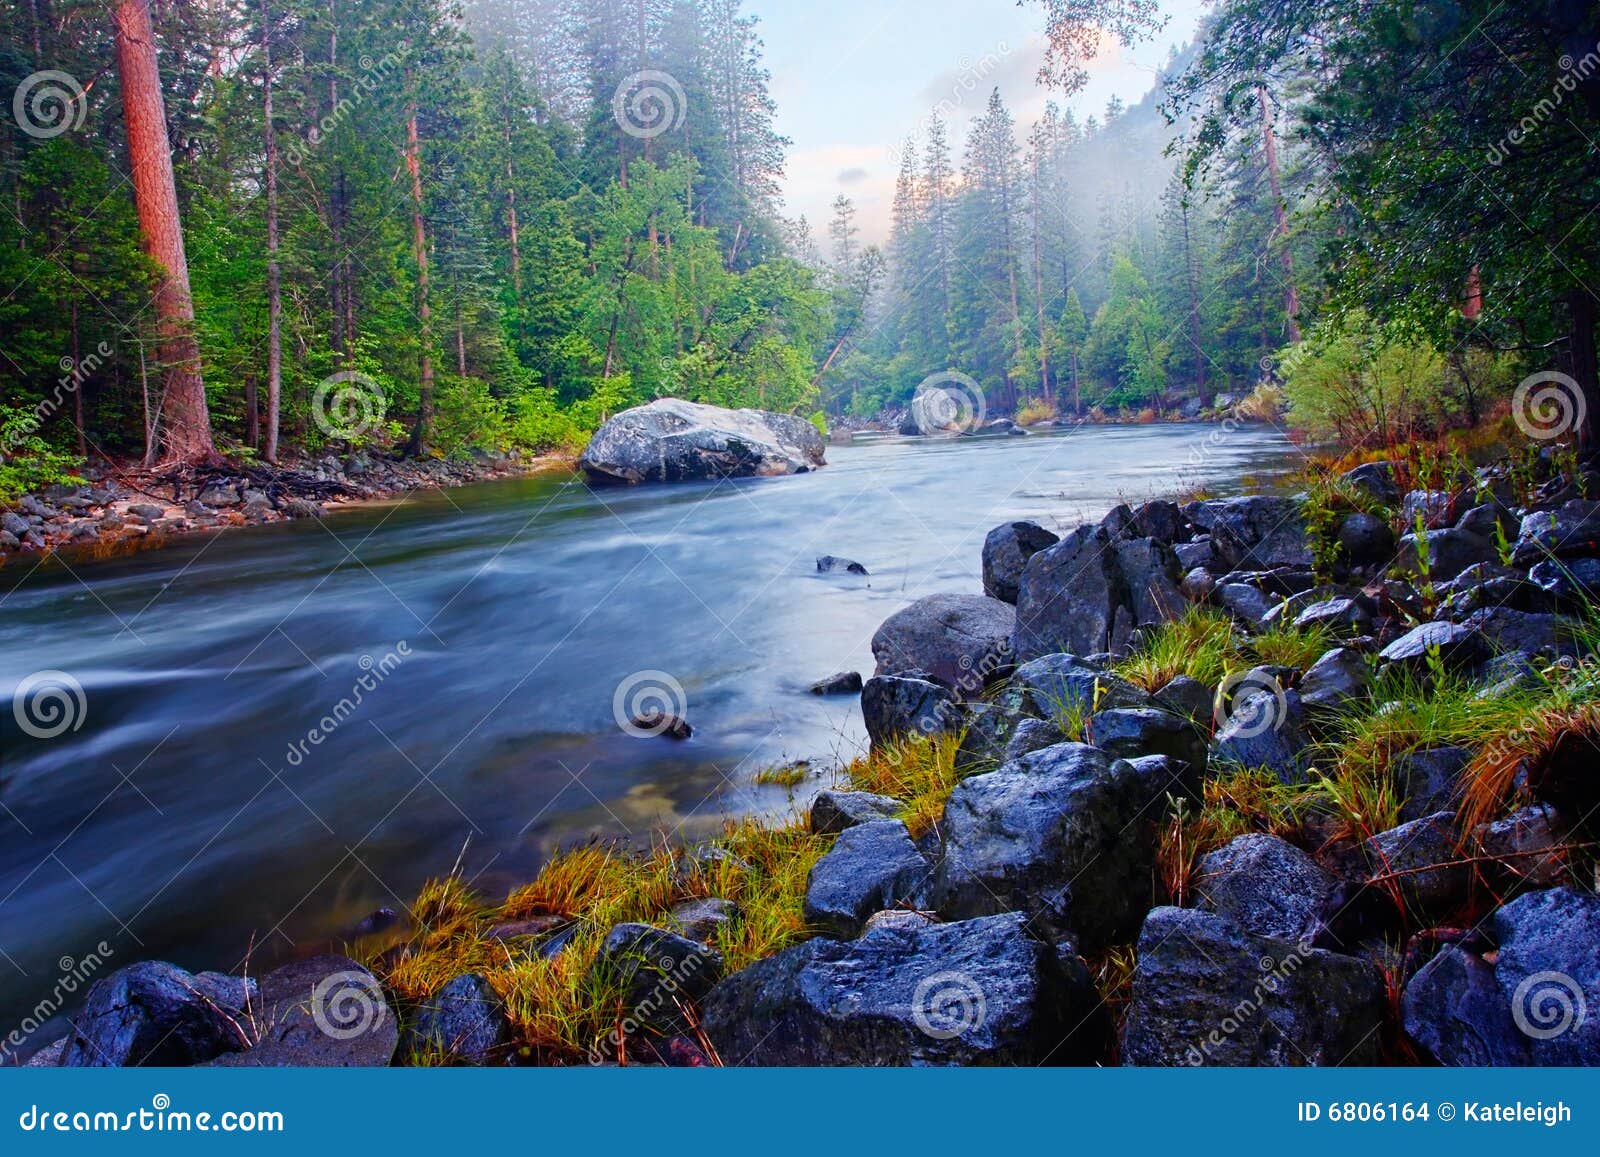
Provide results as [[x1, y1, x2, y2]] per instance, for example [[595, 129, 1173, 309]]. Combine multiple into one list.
[[0, 423, 1298, 1043]]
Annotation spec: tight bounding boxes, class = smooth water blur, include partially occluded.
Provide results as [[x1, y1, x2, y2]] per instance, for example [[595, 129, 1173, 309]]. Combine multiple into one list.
[[0, 423, 1297, 1038]]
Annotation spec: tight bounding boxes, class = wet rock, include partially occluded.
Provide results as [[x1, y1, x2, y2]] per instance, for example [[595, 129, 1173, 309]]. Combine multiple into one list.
[[1529, 556, 1600, 604], [1336, 512, 1396, 567], [1125, 908, 1384, 1067], [196, 484, 240, 507], [808, 670, 862, 695], [1393, 528, 1497, 581], [1013, 525, 1129, 660], [579, 399, 826, 484], [1490, 887, 1600, 1064], [126, 503, 165, 522], [1341, 461, 1399, 506], [668, 898, 740, 944], [860, 674, 962, 750], [1513, 499, 1600, 564], [1299, 647, 1370, 711], [629, 710, 692, 739], [1131, 499, 1187, 544], [803, 819, 930, 938], [208, 955, 396, 1067], [702, 912, 1099, 1065], [1153, 675, 1213, 723], [982, 521, 1060, 603], [816, 554, 868, 575], [1214, 582, 1276, 628], [871, 593, 1015, 694], [809, 789, 902, 834], [1378, 621, 1491, 675], [588, 924, 724, 1035], [1211, 688, 1308, 783], [1194, 834, 1336, 942], [1123, 752, 1203, 806], [1476, 806, 1570, 889], [1190, 496, 1312, 571], [1000, 653, 1147, 720], [1396, 746, 1471, 822], [1402, 946, 1532, 1066], [1115, 537, 1187, 629], [1181, 566, 1217, 602], [1402, 489, 1460, 530], [61, 962, 255, 1067], [1365, 812, 1470, 913], [1174, 539, 1216, 571], [399, 973, 510, 1064], [1004, 716, 1070, 760], [1463, 607, 1574, 659], [1088, 707, 1207, 776], [1294, 594, 1376, 635], [929, 742, 1156, 949], [1, 512, 30, 537]]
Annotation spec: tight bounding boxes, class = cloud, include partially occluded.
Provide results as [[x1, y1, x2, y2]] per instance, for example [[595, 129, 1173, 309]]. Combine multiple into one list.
[[837, 166, 870, 185]]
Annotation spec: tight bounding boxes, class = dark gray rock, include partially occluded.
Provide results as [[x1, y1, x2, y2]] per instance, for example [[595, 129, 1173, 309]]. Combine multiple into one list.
[[1153, 675, 1213, 723], [1491, 887, 1600, 1064], [816, 554, 868, 575], [1214, 582, 1276, 628], [207, 955, 396, 1067], [1174, 539, 1216, 571], [1456, 502, 1518, 541], [803, 819, 930, 938], [1402, 489, 1460, 530], [952, 700, 1022, 770], [1123, 753, 1203, 806], [808, 670, 863, 695], [1000, 653, 1147, 720], [1439, 576, 1559, 619], [1088, 707, 1207, 775], [809, 789, 902, 834], [1294, 594, 1376, 635], [1529, 556, 1600, 605], [929, 743, 1156, 949], [1013, 525, 1128, 660], [399, 973, 510, 1064], [1393, 528, 1498, 581], [1210, 688, 1308, 783], [1123, 907, 1385, 1066], [579, 399, 826, 484], [1365, 812, 1469, 913], [1191, 496, 1312, 571], [1004, 716, 1070, 760], [589, 924, 724, 1035], [1378, 621, 1491, 674], [1463, 607, 1575, 659], [1299, 647, 1370, 711], [1336, 512, 1396, 567], [1194, 834, 1335, 942], [1131, 499, 1186, 544], [669, 898, 740, 944], [1341, 461, 1399, 506], [1116, 537, 1186, 629], [860, 674, 962, 750], [982, 521, 1060, 603], [61, 962, 255, 1067], [1477, 806, 1571, 889], [871, 594, 1015, 695], [1396, 746, 1472, 822], [702, 912, 1099, 1066], [1402, 947, 1532, 1066], [1513, 499, 1600, 564], [1181, 566, 1217, 602]]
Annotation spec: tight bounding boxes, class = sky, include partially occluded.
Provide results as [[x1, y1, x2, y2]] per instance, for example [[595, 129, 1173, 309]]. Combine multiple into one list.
[[746, 0, 1209, 249]]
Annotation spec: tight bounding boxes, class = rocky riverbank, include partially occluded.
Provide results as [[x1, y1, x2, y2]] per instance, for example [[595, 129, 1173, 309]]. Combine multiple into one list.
[[18, 439, 1600, 1068], [0, 449, 569, 571]]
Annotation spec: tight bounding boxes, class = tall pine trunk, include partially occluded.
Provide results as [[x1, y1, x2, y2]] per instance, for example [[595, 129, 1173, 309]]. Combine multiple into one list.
[[1258, 85, 1301, 345], [113, 0, 215, 465], [1569, 290, 1600, 455], [263, 0, 282, 462]]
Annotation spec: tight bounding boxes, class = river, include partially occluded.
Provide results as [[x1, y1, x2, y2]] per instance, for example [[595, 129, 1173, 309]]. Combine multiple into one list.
[[0, 422, 1298, 1044]]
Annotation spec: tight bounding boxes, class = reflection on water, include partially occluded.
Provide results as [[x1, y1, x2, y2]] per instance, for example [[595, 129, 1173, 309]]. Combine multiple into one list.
[[0, 423, 1297, 1037]]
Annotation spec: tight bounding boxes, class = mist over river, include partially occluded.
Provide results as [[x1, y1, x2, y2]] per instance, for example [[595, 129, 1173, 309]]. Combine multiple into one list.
[[0, 423, 1298, 1039]]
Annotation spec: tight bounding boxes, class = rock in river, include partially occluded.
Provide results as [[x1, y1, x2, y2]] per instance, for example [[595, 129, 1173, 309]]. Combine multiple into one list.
[[579, 398, 825, 484]]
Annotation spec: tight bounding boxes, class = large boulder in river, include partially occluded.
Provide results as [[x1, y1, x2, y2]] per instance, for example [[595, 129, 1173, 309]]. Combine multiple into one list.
[[701, 912, 1101, 1065], [871, 594, 1015, 694], [928, 742, 1157, 950], [1122, 907, 1385, 1066], [579, 399, 825, 484], [860, 674, 962, 750]]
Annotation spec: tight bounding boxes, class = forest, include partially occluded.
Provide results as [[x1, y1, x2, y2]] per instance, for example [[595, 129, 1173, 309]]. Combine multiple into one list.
[[1, 0, 1598, 481]]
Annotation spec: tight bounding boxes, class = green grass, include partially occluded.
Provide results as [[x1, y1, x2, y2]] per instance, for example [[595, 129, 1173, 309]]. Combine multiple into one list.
[[1115, 605, 1241, 692], [1249, 620, 1338, 670]]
